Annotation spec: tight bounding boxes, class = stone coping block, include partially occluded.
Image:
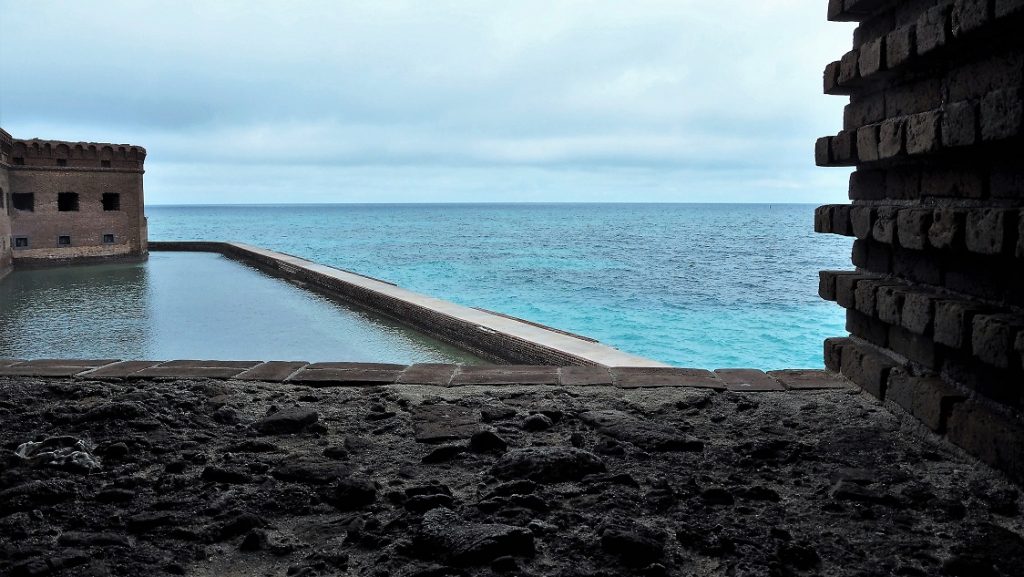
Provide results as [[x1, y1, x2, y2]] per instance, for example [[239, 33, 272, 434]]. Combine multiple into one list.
[[0, 358, 845, 392], [713, 369, 785, 392], [559, 366, 614, 386], [450, 365, 559, 386], [767, 369, 853, 390], [234, 361, 309, 381], [397, 364, 458, 386], [611, 367, 725, 389]]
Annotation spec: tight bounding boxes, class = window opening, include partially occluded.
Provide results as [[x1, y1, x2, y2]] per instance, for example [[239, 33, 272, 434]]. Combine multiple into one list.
[[57, 192, 79, 212], [103, 234, 115, 244], [14, 237, 28, 248], [12, 193, 33, 212], [102, 193, 121, 211], [57, 235, 71, 246]]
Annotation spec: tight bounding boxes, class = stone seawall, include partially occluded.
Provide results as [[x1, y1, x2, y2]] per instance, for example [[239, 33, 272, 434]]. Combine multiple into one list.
[[816, 0, 1024, 482], [149, 241, 665, 368]]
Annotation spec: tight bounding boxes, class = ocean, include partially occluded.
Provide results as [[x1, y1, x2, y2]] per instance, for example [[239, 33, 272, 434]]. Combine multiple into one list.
[[147, 203, 851, 370]]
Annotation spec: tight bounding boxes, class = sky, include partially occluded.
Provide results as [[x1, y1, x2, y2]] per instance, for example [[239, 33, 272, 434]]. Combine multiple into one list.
[[0, 1, 856, 204]]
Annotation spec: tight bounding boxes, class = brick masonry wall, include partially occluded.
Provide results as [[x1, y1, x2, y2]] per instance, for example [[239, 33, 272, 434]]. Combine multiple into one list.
[[3, 133, 147, 263], [0, 128, 13, 271], [818, 0, 1024, 481]]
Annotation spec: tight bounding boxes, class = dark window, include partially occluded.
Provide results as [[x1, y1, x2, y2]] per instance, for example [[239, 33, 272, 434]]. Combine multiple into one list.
[[102, 193, 121, 211], [57, 192, 79, 212], [12, 193, 33, 212], [103, 233, 115, 244], [57, 235, 71, 246], [57, 158, 67, 167], [14, 237, 28, 248], [101, 160, 111, 168], [13, 157, 24, 165], [0, 188, 4, 209]]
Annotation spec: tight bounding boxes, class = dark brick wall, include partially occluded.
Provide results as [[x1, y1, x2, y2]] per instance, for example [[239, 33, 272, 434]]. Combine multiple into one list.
[[818, 0, 1024, 482], [2, 132, 147, 263], [0, 128, 13, 271]]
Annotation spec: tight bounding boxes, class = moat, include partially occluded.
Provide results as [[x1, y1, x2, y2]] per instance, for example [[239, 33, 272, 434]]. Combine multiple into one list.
[[0, 252, 482, 364]]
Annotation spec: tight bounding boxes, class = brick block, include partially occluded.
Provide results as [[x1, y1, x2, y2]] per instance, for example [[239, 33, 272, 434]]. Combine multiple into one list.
[[852, 238, 868, 268], [841, 343, 900, 398], [916, 4, 950, 55], [832, 204, 853, 236], [819, 270, 858, 301], [824, 60, 843, 94], [966, 208, 1016, 254], [947, 399, 1024, 483], [928, 209, 965, 249], [878, 118, 905, 159], [866, 241, 893, 273], [877, 285, 906, 325], [941, 101, 977, 147], [897, 208, 933, 250], [973, 314, 1024, 368], [887, 368, 966, 431], [921, 168, 984, 199], [946, 53, 1024, 102], [906, 110, 942, 155], [848, 309, 889, 346], [872, 206, 897, 243], [888, 167, 923, 201], [838, 49, 860, 85], [815, 136, 832, 166], [952, 0, 992, 36], [824, 337, 852, 371], [856, 125, 880, 162], [980, 88, 1024, 141], [889, 324, 938, 368], [844, 95, 886, 129], [855, 279, 901, 316], [832, 130, 858, 164], [992, 165, 1024, 199], [814, 205, 832, 233], [850, 206, 874, 239], [886, 77, 942, 117], [995, 0, 1024, 17], [891, 247, 942, 285], [901, 291, 935, 335], [836, 272, 865, 309], [886, 25, 915, 69], [850, 170, 885, 201], [858, 36, 885, 77]]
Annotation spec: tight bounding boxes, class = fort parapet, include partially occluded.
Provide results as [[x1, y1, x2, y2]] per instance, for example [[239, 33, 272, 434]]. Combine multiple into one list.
[[815, 1, 1024, 481], [0, 127, 148, 271]]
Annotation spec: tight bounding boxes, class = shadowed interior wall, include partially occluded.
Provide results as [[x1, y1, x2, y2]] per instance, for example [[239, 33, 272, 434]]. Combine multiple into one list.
[[815, 0, 1024, 481]]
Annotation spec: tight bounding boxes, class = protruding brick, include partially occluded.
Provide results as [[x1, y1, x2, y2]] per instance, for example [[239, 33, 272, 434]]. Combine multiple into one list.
[[877, 285, 906, 325], [941, 101, 977, 147], [856, 125, 880, 162], [858, 36, 885, 77], [814, 205, 833, 233], [815, 136, 832, 166], [824, 60, 844, 94], [850, 206, 874, 239], [838, 49, 860, 84], [966, 208, 1016, 254], [886, 25, 915, 69], [973, 314, 1024, 369], [896, 209, 932, 250], [824, 337, 853, 371], [980, 88, 1024, 141], [906, 110, 942, 155], [841, 343, 900, 398], [916, 4, 950, 55], [901, 291, 935, 335], [886, 368, 966, 431], [832, 130, 858, 164], [928, 209, 964, 249], [832, 204, 853, 236], [855, 278, 901, 316], [872, 206, 898, 243], [836, 272, 868, 309], [952, 0, 992, 36], [878, 118, 905, 159], [819, 270, 859, 301]]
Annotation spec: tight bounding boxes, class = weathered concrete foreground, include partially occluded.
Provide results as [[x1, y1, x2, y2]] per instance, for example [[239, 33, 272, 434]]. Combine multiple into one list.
[[1, 373, 1022, 577]]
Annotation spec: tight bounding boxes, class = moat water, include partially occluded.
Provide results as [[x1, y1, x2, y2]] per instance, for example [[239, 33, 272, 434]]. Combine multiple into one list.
[[146, 203, 851, 369], [0, 252, 482, 364]]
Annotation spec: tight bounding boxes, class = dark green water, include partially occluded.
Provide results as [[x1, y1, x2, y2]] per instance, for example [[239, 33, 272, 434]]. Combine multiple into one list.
[[0, 252, 482, 364]]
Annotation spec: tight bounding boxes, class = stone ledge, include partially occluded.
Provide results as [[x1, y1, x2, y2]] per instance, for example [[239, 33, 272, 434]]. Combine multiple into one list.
[[0, 359, 847, 391]]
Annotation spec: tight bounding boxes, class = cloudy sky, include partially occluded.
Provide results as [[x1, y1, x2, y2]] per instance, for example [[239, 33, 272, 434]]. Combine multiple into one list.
[[0, 1, 855, 204]]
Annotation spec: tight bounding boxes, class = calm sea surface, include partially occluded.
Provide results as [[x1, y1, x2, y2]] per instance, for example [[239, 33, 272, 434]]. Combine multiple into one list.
[[146, 204, 851, 369]]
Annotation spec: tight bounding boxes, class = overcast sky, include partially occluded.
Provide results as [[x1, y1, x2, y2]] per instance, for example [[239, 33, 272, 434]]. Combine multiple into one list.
[[0, 1, 855, 204]]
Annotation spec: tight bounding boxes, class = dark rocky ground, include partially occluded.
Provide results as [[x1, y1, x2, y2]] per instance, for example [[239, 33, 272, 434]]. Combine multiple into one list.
[[0, 376, 1022, 577]]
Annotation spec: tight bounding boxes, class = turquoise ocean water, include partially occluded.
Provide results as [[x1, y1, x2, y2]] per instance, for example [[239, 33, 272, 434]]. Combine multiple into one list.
[[147, 204, 851, 370]]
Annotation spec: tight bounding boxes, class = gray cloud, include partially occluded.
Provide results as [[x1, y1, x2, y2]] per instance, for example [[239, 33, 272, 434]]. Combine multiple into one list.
[[0, 0, 855, 203]]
